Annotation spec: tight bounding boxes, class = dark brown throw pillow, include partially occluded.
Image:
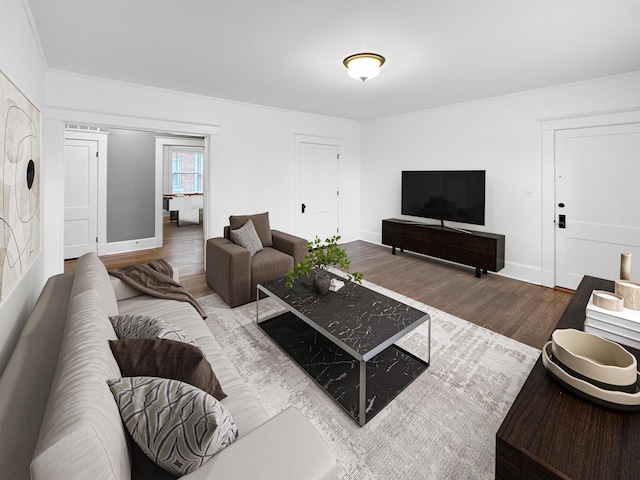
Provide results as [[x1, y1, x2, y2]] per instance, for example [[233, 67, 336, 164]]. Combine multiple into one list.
[[109, 338, 226, 401]]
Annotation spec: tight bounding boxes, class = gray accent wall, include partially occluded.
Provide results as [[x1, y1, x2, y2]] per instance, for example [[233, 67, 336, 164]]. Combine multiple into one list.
[[106, 129, 156, 242]]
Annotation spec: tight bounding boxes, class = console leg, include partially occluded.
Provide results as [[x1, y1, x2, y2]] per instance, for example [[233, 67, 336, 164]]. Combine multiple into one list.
[[476, 267, 481, 278], [392, 246, 396, 255]]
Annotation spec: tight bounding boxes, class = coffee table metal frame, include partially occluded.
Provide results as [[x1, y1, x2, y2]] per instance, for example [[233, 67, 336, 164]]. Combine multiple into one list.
[[256, 278, 430, 426]]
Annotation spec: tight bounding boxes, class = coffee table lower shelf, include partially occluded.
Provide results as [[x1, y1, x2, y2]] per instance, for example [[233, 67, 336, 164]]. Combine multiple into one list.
[[258, 311, 429, 426]]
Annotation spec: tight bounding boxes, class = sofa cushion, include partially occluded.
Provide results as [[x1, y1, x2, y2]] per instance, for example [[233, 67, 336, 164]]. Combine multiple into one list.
[[117, 296, 271, 438], [109, 338, 226, 400], [110, 313, 199, 347], [107, 376, 239, 476], [230, 219, 263, 256], [229, 212, 273, 247]]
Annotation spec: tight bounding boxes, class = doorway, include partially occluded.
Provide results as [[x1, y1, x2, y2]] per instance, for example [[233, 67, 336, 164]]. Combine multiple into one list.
[[159, 137, 205, 228], [43, 112, 220, 280]]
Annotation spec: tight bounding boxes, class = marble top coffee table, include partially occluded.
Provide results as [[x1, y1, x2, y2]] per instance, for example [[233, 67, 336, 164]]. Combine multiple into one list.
[[256, 273, 430, 426]]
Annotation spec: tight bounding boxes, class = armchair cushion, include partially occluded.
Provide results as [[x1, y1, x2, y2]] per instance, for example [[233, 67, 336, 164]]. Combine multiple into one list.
[[230, 219, 263, 257], [250, 248, 295, 297], [229, 212, 273, 247]]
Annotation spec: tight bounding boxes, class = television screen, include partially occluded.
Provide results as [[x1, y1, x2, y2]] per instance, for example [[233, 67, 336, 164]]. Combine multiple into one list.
[[401, 170, 486, 225]]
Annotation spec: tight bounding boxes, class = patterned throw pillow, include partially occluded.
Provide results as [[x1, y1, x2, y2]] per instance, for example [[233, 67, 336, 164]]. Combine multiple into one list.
[[229, 212, 273, 247], [109, 314, 199, 347], [107, 376, 239, 476], [230, 219, 263, 256]]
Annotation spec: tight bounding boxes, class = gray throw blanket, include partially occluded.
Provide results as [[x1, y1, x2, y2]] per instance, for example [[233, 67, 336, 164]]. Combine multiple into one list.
[[109, 259, 207, 319]]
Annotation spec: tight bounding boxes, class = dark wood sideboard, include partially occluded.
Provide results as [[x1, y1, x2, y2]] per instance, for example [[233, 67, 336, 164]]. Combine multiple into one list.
[[496, 276, 640, 479], [382, 218, 505, 277]]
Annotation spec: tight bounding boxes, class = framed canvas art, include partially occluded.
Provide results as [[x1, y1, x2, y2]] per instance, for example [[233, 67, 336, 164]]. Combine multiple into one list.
[[0, 70, 41, 301]]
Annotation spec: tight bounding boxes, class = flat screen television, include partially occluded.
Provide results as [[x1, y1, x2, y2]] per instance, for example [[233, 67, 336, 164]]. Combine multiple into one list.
[[401, 170, 486, 226]]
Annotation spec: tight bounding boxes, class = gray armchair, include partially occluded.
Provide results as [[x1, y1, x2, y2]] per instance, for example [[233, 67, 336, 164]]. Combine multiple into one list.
[[206, 212, 308, 307]]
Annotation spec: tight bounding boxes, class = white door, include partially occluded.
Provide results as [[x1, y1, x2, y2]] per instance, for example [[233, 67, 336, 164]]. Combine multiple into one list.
[[295, 142, 339, 242], [555, 123, 640, 289], [64, 139, 98, 259]]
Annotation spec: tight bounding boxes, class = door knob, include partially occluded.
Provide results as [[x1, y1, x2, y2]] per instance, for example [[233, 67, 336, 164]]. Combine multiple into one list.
[[558, 214, 566, 229], [301, 203, 306, 214]]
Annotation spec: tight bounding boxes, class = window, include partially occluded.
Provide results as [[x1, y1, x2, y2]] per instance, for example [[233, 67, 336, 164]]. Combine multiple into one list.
[[170, 148, 203, 194]]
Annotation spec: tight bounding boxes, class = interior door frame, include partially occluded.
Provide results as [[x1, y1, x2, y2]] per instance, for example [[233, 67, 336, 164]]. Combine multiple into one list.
[[540, 108, 640, 288], [293, 133, 344, 240], [44, 109, 220, 277]]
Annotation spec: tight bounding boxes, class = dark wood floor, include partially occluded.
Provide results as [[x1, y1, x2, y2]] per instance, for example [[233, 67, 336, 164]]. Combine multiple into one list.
[[65, 220, 572, 350], [64, 218, 212, 298], [341, 242, 572, 350]]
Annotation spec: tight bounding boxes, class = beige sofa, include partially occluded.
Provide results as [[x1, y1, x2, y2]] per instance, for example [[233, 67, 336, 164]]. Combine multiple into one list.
[[0, 252, 336, 480]]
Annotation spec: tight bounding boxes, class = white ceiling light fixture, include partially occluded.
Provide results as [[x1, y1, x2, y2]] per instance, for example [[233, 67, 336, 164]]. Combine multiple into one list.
[[343, 53, 385, 82]]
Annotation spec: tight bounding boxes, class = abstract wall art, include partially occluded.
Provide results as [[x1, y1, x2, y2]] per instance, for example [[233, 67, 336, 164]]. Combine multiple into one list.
[[0, 70, 41, 301]]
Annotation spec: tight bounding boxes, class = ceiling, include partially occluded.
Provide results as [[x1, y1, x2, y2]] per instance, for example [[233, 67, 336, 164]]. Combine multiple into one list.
[[27, 0, 640, 121]]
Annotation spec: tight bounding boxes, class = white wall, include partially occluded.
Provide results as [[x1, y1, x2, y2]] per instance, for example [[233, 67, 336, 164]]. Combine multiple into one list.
[[0, 0, 47, 372], [43, 71, 362, 276], [360, 72, 640, 285]]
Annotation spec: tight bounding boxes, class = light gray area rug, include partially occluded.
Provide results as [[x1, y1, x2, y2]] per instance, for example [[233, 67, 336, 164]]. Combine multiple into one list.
[[199, 279, 540, 479]]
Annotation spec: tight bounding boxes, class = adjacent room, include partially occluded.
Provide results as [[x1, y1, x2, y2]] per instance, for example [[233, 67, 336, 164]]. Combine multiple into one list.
[[1, 1, 640, 479]]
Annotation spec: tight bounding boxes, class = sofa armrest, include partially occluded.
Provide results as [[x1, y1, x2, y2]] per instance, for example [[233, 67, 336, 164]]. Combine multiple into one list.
[[271, 230, 308, 265], [206, 237, 251, 307], [0, 273, 75, 480], [182, 407, 337, 480]]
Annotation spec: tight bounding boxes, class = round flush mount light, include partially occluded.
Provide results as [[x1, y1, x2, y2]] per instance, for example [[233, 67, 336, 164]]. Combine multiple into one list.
[[343, 53, 385, 82]]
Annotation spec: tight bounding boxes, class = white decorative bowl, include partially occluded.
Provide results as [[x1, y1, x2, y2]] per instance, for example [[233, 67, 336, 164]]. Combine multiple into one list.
[[551, 328, 637, 387], [542, 342, 640, 411]]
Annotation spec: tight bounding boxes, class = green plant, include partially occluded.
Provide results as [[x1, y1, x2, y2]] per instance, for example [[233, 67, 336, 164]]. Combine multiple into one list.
[[285, 235, 363, 288]]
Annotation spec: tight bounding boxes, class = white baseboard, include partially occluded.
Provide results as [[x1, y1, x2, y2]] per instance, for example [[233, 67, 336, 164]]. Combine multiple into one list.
[[98, 236, 162, 256], [359, 230, 381, 245], [337, 230, 360, 244], [498, 261, 544, 287]]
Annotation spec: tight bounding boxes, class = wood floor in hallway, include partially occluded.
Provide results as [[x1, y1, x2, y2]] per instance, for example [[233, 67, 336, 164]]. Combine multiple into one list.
[[65, 221, 572, 350]]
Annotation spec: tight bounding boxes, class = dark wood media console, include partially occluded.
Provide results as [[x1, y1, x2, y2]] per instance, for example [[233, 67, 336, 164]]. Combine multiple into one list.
[[496, 276, 640, 479], [382, 218, 505, 277]]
